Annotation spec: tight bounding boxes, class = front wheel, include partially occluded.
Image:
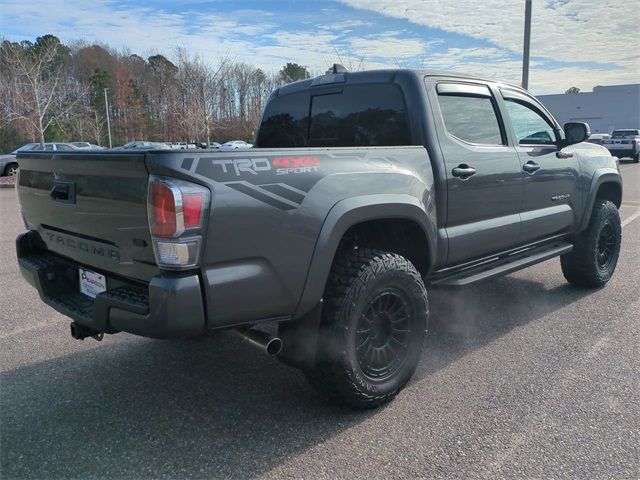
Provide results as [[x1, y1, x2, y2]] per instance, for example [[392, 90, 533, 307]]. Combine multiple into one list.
[[561, 200, 621, 288], [305, 249, 428, 409]]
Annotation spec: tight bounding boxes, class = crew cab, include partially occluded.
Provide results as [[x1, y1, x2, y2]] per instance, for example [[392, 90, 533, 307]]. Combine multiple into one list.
[[603, 129, 640, 162], [15, 67, 622, 408]]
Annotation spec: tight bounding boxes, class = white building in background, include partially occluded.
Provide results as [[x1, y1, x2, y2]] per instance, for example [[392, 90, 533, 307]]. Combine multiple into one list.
[[537, 84, 640, 134]]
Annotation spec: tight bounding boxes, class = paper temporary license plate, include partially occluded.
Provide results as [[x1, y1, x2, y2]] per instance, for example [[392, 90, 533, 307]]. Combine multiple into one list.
[[79, 268, 106, 298]]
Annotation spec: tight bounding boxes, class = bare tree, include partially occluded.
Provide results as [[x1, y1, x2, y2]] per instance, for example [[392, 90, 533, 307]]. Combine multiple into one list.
[[173, 48, 230, 143], [1, 38, 83, 145], [0, 34, 320, 151], [64, 86, 103, 143], [326, 46, 367, 72]]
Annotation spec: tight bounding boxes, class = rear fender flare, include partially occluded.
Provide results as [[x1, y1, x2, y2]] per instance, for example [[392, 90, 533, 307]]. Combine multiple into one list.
[[293, 194, 436, 318]]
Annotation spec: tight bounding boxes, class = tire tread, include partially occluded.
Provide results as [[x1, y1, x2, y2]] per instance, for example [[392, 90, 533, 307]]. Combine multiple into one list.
[[305, 248, 427, 409], [561, 200, 621, 288]]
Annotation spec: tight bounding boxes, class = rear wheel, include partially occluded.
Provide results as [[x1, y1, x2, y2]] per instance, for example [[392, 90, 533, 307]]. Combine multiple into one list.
[[4, 163, 19, 176], [561, 200, 621, 288], [634, 152, 639, 163], [305, 248, 428, 409]]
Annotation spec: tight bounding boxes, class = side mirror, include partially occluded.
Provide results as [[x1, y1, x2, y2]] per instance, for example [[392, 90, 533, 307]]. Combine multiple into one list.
[[563, 122, 590, 146]]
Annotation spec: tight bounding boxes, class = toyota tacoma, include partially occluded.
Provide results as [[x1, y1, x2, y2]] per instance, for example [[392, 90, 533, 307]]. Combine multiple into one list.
[[16, 66, 622, 408]]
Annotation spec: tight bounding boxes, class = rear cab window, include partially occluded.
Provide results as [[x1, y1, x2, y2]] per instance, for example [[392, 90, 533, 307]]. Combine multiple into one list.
[[256, 83, 411, 148], [309, 85, 410, 147], [256, 92, 309, 148], [612, 129, 640, 137]]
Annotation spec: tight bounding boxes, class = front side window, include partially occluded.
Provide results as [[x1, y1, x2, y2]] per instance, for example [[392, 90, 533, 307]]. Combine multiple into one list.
[[504, 99, 556, 145], [437, 93, 504, 145]]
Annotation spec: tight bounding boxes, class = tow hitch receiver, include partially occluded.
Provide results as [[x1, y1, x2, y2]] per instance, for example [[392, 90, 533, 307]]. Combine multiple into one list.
[[70, 322, 104, 341]]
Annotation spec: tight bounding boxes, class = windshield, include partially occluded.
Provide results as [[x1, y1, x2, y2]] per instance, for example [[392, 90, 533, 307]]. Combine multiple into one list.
[[11, 143, 38, 154]]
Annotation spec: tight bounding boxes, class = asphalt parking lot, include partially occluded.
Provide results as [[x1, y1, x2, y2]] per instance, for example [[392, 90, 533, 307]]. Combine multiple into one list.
[[1, 161, 639, 479]]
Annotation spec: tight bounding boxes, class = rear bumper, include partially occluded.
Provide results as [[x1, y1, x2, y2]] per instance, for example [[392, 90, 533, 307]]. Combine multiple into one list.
[[16, 231, 206, 339]]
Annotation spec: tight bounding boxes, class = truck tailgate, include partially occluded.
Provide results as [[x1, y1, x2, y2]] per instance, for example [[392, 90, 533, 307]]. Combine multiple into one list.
[[16, 151, 159, 282]]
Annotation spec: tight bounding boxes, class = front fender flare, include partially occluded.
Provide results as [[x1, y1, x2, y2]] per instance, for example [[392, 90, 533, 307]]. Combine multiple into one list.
[[579, 168, 622, 232]]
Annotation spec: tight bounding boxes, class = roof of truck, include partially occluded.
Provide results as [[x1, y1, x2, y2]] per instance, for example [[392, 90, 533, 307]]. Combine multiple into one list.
[[276, 68, 526, 97]]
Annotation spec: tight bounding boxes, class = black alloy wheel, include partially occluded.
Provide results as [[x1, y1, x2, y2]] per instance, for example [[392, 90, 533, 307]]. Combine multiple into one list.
[[356, 288, 412, 380]]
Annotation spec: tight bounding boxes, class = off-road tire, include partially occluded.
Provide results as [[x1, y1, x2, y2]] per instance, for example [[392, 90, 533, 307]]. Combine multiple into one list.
[[305, 248, 428, 409], [561, 200, 621, 288]]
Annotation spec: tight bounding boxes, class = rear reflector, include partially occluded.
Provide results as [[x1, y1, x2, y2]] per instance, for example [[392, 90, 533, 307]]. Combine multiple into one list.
[[153, 238, 201, 267]]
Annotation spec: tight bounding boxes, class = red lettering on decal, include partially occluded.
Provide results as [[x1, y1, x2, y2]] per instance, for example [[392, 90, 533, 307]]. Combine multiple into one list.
[[272, 156, 320, 168]]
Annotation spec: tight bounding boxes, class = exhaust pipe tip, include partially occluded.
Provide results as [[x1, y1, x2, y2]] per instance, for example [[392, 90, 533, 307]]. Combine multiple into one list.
[[234, 328, 283, 355], [264, 337, 283, 356]]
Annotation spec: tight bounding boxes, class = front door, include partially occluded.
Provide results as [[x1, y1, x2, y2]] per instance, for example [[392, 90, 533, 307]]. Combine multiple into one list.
[[429, 80, 523, 265], [498, 89, 580, 244]]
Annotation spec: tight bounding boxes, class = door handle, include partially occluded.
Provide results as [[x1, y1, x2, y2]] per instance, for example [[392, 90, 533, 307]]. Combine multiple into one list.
[[556, 151, 574, 159], [522, 161, 540, 173], [451, 164, 477, 179]]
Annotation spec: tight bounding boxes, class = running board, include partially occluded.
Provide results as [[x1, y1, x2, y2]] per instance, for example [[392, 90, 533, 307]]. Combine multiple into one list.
[[428, 242, 573, 287]]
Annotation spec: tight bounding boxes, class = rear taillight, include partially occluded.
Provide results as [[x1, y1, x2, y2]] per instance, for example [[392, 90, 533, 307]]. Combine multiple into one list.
[[150, 181, 178, 236], [147, 176, 210, 270]]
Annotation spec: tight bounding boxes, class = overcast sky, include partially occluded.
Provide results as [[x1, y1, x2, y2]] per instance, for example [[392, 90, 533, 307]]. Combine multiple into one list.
[[2, 0, 639, 94]]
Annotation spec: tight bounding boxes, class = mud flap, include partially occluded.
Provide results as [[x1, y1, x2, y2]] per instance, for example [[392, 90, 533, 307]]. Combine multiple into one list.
[[277, 302, 323, 370]]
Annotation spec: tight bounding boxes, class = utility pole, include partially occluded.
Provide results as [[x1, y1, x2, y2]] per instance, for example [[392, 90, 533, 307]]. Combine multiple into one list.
[[521, 0, 532, 90], [104, 88, 112, 148]]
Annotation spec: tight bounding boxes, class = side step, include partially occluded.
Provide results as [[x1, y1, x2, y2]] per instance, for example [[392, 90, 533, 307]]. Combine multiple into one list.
[[428, 241, 573, 287]]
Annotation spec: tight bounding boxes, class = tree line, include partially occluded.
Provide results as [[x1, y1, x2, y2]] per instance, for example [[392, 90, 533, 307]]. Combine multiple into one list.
[[0, 35, 312, 152]]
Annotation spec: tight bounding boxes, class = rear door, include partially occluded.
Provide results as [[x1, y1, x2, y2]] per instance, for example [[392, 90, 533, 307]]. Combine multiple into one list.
[[427, 79, 523, 265], [498, 88, 580, 243]]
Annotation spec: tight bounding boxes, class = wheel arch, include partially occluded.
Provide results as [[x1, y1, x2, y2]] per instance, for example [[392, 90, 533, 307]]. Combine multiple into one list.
[[579, 170, 622, 232], [293, 194, 436, 319], [3, 161, 19, 176]]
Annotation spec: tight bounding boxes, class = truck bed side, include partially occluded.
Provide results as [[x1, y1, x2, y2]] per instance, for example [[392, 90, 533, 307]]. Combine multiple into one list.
[[145, 146, 435, 326]]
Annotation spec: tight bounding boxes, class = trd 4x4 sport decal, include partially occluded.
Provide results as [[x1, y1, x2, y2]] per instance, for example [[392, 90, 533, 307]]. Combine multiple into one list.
[[181, 155, 323, 211], [179, 152, 381, 211]]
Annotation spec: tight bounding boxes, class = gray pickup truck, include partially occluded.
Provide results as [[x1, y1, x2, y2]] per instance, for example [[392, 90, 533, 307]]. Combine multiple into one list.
[[16, 67, 622, 408]]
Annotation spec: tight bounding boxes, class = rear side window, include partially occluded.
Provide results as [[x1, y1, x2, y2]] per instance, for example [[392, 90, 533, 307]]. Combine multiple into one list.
[[256, 84, 410, 148], [437, 91, 504, 145], [256, 92, 309, 148], [308, 85, 410, 147]]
